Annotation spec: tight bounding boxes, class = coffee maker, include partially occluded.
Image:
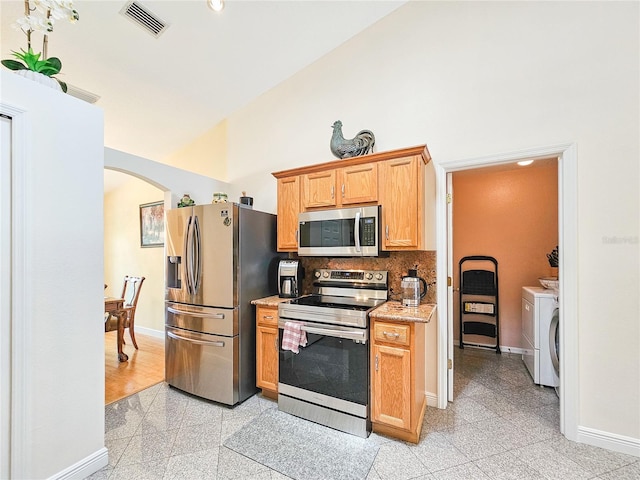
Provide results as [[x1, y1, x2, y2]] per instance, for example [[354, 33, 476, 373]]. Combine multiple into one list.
[[278, 259, 303, 298]]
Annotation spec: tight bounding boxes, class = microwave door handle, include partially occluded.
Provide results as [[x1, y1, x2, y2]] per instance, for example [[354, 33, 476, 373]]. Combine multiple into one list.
[[354, 210, 361, 253]]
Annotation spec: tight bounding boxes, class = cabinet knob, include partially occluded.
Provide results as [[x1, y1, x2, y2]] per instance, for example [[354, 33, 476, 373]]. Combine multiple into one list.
[[263, 315, 274, 320], [383, 331, 400, 338]]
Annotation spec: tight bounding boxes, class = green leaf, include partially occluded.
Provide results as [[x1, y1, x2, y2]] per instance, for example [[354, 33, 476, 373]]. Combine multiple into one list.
[[47, 57, 62, 75], [37, 66, 58, 76], [2, 59, 27, 71], [56, 79, 68, 93]]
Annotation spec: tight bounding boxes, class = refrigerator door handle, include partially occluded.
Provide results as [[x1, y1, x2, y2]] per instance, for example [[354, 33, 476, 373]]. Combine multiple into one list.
[[192, 215, 202, 294], [184, 215, 193, 295], [167, 331, 225, 347], [186, 215, 197, 295], [167, 306, 225, 319]]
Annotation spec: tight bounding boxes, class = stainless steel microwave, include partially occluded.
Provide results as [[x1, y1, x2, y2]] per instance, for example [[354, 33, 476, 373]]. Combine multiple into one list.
[[298, 206, 382, 257]]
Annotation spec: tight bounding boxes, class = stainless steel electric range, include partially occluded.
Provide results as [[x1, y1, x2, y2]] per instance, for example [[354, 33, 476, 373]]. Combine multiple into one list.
[[277, 268, 388, 438]]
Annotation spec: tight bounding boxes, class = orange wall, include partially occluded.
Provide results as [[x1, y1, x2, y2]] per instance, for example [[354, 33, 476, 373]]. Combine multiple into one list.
[[453, 160, 558, 349]]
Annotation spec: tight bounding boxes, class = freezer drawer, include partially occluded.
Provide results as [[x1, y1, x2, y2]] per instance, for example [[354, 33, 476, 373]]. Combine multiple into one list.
[[165, 326, 239, 405], [166, 302, 237, 336]]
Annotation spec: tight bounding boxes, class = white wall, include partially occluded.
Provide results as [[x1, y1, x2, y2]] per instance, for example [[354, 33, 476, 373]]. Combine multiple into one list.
[[103, 148, 238, 335], [1, 71, 106, 478], [224, 2, 639, 442], [104, 177, 165, 333]]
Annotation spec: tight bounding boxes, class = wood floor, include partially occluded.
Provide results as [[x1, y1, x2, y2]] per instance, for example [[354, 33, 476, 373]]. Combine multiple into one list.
[[104, 330, 165, 405]]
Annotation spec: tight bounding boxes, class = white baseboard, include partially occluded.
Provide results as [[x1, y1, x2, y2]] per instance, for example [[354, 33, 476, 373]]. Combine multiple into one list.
[[453, 339, 524, 356], [500, 345, 525, 355], [425, 392, 438, 408], [577, 426, 640, 457], [49, 447, 108, 480], [135, 326, 165, 340]]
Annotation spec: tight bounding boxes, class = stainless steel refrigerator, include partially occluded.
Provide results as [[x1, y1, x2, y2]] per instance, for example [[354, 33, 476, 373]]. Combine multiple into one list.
[[164, 203, 279, 405]]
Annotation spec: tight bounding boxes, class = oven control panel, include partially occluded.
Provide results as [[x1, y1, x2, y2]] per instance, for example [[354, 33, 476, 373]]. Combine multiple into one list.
[[314, 269, 387, 286]]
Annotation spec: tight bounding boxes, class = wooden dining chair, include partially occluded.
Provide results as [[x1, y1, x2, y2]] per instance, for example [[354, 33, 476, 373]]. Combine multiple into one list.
[[119, 275, 146, 350]]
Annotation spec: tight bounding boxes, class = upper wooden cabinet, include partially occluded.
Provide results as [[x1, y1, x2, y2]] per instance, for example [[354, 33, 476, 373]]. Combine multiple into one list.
[[273, 145, 430, 252], [378, 155, 423, 250], [276, 176, 300, 251], [300, 163, 378, 210], [301, 170, 337, 209], [340, 163, 378, 205]]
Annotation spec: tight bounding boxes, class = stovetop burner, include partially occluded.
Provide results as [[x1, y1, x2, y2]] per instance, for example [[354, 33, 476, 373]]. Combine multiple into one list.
[[279, 269, 388, 328], [289, 294, 386, 311]]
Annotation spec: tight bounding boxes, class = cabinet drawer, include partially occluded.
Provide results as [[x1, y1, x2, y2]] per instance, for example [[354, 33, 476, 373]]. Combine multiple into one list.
[[256, 306, 278, 327], [373, 322, 410, 347]]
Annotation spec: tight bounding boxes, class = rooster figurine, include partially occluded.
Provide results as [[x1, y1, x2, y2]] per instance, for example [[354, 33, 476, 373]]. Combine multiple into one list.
[[330, 120, 376, 159]]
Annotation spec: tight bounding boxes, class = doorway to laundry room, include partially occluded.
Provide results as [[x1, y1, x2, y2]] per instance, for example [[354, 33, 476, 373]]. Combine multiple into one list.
[[447, 157, 562, 437]]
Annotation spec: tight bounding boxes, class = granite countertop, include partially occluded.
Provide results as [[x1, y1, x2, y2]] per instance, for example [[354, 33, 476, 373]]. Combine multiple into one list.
[[370, 300, 437, 323], [251, 295, 294, 307]]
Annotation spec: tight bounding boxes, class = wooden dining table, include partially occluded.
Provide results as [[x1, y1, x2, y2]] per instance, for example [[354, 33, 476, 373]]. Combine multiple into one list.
[[104, 296, 128, 362]]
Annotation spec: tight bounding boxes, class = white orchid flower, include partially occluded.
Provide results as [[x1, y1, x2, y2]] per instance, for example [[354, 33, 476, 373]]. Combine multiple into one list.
[[14, 15, 53, 34], [33, 0, 78, 22]]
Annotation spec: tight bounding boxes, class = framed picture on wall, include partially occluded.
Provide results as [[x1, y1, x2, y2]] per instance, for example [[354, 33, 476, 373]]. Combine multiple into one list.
[[139, 201, 164, 247]]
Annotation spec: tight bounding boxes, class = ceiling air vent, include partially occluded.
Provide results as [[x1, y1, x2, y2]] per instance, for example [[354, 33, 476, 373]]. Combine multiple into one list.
[[66, 84, 100, 104], [120, 1, 169, 38]]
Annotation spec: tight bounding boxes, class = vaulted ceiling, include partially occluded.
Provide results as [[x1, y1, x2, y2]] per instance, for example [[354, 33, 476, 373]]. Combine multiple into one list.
[[1, 0, 407, 167]]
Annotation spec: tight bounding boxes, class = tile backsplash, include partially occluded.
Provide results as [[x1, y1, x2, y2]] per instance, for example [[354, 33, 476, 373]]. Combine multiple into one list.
[[296, 251, 437, 303]]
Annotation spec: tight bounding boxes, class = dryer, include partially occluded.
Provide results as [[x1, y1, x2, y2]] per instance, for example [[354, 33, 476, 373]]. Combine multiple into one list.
[[521, 286, 559, 387]]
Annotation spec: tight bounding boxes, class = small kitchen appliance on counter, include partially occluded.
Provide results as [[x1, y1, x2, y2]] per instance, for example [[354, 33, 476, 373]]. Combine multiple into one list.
[[401, 268, 427, 307], [278, 259, 303, 298]]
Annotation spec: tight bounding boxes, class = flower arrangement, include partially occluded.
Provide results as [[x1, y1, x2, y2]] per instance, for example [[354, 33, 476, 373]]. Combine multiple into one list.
[[547, 246, 559, 268], [1, 0, 79, 92]]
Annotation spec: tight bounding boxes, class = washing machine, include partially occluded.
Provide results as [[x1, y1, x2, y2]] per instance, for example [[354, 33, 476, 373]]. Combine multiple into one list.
[[521, 286, 559, 387]]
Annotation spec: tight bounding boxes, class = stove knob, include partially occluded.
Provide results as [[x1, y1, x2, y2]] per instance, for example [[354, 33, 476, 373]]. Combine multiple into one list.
[[375, 273, 384, 280], [314, 271, 321, 278], [322, 271, 330, 278], [365, 273, 373, 280]]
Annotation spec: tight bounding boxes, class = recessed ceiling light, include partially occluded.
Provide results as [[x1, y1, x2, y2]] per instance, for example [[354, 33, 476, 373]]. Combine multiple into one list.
[[208, 0, 224, 12], [517, 160, 534, 166]]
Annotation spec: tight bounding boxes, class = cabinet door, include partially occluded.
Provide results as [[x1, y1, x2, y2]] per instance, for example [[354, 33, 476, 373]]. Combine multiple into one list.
[[277, 176, 300, 251], [301, 170, 337, 209], [339, 163, 378, 206], [379, 155, 421, 249], [256, 324, 279, 392], [372, 344, 411, 430]]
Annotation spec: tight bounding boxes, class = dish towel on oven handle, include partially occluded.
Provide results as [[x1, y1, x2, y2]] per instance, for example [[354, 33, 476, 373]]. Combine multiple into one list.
[[281, 321, 308, 354]]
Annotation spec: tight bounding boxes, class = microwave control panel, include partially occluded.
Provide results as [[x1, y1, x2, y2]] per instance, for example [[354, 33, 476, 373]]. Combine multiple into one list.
[[362, 217, 376, 246]]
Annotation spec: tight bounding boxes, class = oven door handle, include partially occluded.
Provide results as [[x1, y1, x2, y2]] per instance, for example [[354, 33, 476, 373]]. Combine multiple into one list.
[[300, 324, 367, 343]]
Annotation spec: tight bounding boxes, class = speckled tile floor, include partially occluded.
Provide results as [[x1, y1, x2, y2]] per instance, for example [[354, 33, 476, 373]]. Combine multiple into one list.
[[87, 348, 639, 479]]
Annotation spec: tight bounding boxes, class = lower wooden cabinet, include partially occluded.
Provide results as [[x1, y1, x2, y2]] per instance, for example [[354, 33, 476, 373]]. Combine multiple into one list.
[[256, 306, 279, 398], [370, 320, 426, 443]]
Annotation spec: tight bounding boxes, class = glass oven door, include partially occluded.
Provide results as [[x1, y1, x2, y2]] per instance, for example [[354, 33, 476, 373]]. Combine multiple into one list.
[[278, 320, 369, 411]]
